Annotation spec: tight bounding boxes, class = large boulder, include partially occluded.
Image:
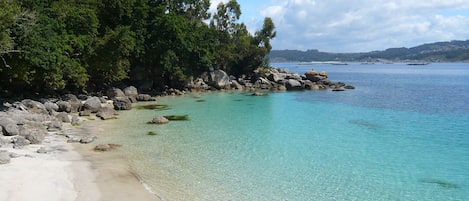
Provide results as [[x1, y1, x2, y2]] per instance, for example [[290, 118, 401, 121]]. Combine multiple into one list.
[[56, 101, 72, 113], [21, 99, 46, 113], [83, 97, 102, 113], [25, 131, 46, 144], [124, 86, 138, 103], [96, 107, 118, 120], [63, 94, 82, 112], [209, 69, 230, 89], [113, 97, 132, 110], [137, 94, 153, 102], [56, 112, 71, 123], [44, 101, 59, 112], [107, 88, 125, 99], [305, 71, 323, 82], [285, 79, 303, 90], [0, 117, 19, 136], [268, 72, 286, 83]]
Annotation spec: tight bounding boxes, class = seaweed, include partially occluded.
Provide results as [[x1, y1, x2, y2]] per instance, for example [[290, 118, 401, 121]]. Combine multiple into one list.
[[419, 178, 460, 189], [136, 104, 170, 110], [163, 115, 189, 121], [147, 131, 157, 136]]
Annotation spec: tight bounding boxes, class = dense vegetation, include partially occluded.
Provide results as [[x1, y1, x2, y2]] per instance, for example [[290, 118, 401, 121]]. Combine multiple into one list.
[[0, 0, 276, 96], [270, 40, 469, 62]]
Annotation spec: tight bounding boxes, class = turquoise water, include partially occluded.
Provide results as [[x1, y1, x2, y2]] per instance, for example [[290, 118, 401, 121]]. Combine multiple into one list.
[[99, 63, 469, 200]]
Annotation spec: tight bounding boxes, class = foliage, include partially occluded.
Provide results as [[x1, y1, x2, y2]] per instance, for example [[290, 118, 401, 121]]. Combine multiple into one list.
[[0, 0, 276, 96]]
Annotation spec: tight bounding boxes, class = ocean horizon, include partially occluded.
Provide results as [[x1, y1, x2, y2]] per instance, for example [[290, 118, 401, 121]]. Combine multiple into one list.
[[97, 62, 469, 200]]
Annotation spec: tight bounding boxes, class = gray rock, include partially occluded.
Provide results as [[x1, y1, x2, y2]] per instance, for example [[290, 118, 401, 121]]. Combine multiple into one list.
[[0, 117, 19, 136], [79, 110, 92, 116], [56, 101, 72, 113], [96, 107, 118, 120], [148, 116, 169, 124], [209, 69, 230, 89], [344, 85, 356, 89], [94, 144, 111, 152], [56, 112, 71, 123], [21, 99, 46, 112], [230, 80, 244, 90], [66, 135, 82, 143], [0, 151, 10, 164], [37, 147, 47, 154], [124, 86, 138, 97], [44, 101, 59, 112], [9, 152, 22, 158], [47, 121, 62, 131], [83, 97, 102, 113], [285, 79, 303, 90], [137, 94, 153, 101], [12, 136, 30, 148], [80, 136, 97, 144], [108, 88, 126, 99], [25, 131, 45, 144], [113, 97, 132, 110], [71, 115, 80, 126], [63, 94, 82, 113]]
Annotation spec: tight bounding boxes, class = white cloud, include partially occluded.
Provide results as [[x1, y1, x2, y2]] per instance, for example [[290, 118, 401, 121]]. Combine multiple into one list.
[[261, 0, 469, 52]]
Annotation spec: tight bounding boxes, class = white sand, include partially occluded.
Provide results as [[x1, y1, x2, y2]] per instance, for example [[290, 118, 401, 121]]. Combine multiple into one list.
[[0, 132, 100, 201]]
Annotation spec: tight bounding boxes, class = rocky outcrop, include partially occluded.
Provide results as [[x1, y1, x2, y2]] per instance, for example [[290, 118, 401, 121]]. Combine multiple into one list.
[[62, 94, 82, 113], [0, 117, 19, 136], [124, 86, 139, 103], [137, 94, 153, 101]]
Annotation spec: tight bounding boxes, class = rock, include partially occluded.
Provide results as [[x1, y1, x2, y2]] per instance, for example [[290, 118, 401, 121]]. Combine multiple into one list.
[[47, 121, 62, 131], [252, 92, 267, 96], [209, 69, 230, 89], [124, 86, 138, 97], [230, 80, 244, 90], [0, 117, 19, 136], [56, 101, 72, 113], [305, 71, 323, 82], [25, 131, 45, 144], [267, 72, 286, 83], [21, 99, 46, 113], [137, 94, 153, 102], [96, 107, 118, 120], [79, 110, 92, 116], [66, 135, 82, 143], [9, 152, 22, 158], [12, 136, 30, 148], [71, 115, 80, 126], [332, 88, 346, 92], [113, 97, 132, 110], [63, 94, 82, 112], [80, 136, 97, 144], [94, 144, 121, 152], [83, 97, 102, 113], [285, 79, 303, 90], [56, 112, 71, 123], [148, 116, 169, 124], [277, 85, 287, 91], [44, 101, 59, 112], [0, 151, 11, 164], [344, 85, 355, 89], [319, 71, 328, 78], [108, 88, 125, 99], [36, 147, 47, 154]]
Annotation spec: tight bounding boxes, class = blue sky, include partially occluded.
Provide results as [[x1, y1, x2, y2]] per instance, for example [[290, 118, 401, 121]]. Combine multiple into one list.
[[210, 0, 469, 52]]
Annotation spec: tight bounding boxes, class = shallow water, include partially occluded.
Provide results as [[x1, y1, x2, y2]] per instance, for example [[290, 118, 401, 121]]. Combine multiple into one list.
[[99, 63, 469, 200]]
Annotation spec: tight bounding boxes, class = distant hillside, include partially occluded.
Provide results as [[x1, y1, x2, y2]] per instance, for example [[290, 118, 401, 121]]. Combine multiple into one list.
[[270, 40, 469, 62]]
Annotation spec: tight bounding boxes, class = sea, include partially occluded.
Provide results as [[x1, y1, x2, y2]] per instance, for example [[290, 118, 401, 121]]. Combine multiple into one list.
[[97, 62, 469, 201]]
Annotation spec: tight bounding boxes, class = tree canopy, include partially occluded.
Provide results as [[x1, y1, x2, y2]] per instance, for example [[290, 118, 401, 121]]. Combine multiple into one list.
[[0, 0, 276, 96]]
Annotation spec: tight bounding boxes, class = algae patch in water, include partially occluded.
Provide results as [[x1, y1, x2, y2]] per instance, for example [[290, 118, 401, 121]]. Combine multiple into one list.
[[147, 131, 157, 136], [164, 115, 189, 121], [136, 104, 170, 110], [419, 178, 459, 189]]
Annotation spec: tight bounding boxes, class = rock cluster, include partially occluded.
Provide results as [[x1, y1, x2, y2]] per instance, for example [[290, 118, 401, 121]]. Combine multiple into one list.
[[184, 68, 355, 92]]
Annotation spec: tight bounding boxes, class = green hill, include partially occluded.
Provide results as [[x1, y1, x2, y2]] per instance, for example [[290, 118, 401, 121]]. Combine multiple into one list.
[[270, 40, 469, 62]]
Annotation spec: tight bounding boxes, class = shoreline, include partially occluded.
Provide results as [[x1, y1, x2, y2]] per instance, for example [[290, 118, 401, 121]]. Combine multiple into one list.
[[0, 115, 161, 201], [72, 119, 162, 201]]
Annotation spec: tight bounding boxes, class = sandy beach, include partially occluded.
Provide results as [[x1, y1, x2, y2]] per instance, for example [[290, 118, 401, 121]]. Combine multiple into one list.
[[0, 118, 161, 201]]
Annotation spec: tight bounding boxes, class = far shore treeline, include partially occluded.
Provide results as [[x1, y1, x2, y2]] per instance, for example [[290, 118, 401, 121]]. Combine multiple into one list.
[[0, 0, 276, 97]]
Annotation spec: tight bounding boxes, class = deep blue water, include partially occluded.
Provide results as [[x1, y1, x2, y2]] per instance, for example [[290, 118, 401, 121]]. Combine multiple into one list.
[[99, 62, 469, 201]]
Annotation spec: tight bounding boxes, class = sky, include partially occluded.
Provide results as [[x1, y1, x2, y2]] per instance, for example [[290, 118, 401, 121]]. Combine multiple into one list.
[[209, 0, 469, 52]]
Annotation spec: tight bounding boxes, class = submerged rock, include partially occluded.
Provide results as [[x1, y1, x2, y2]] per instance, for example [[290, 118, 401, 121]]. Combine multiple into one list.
[[148, 116, 169, 124]]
